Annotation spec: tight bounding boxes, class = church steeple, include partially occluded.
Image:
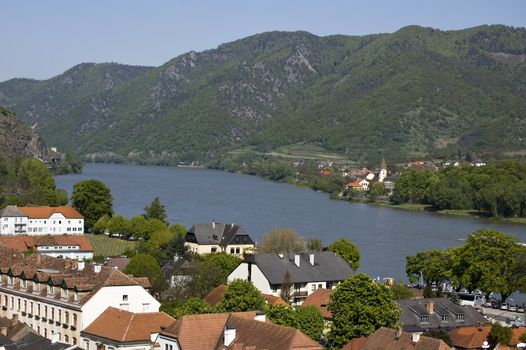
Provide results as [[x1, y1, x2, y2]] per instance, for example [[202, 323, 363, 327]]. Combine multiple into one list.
[[379, 157, 387, 182]]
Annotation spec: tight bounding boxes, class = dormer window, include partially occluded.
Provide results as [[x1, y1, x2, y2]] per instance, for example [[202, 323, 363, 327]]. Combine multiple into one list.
[[61, 288, 69, 299], [455, 314, 464, 321], [47, 284, 54, 295], [33, 281, 40, 291], [8, 275, 13, 285], [21, 279, 27, 289], [420, 315, 429, 323], [441, 314, 448, 322]]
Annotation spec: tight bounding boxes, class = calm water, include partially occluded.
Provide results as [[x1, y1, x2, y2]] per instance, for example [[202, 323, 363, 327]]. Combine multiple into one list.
[[56, 163, 526, 280]]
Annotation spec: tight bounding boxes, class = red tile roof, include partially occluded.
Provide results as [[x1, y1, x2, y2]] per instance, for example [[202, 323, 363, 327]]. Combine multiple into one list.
[[0, 235, 93, 252], [18, 206, 83, 219], [161, 311, 324, 350], [449, 326, 526, 349], [82, 307, 174, 342], [302, 288, 332, 319], [343, 327, 452, 350], [106, 257, 130, 271]]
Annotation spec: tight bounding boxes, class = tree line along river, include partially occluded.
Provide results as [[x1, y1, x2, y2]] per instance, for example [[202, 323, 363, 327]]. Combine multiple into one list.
[[55, 163, 526, 281]]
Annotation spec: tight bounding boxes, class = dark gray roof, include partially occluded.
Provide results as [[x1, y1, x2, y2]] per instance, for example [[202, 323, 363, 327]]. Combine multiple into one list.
[[0, 205, 25, 217], [186, 222, 254, 246], [246, 252, 353, 284], [397, 298, 486, 332], [0, 332, 81, 350]]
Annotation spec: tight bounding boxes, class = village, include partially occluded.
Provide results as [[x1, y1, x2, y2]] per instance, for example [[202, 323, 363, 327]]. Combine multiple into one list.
[[0, 202, 524, 350]]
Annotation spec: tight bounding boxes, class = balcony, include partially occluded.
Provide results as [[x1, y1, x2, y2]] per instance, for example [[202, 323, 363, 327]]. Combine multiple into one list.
[[62, 323, 68, 329], [293, 291, 308, 297], [70, 325, 76, 331], [55, 321, 61, 326]]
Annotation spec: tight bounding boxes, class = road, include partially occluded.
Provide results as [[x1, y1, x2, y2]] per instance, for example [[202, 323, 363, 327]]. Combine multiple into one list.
[[481, 307, 526, 326]]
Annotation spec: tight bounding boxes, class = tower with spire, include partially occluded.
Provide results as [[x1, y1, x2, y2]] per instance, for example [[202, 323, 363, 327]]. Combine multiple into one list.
[[379, 157, 387, 182]]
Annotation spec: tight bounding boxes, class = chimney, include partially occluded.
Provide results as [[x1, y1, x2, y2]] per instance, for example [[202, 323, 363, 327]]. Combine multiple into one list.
[[94, 264, 102, 273], [411, 332, 421, 343], [294, 254, 300, 268], [309, 253, 315, 266], [254, 311, 266, 322], [0, 327, 7, 336], [35, 254, 41, 265], [212, 221, 216, 229], [77, 260, 85, 271], [425, 301, 434, 314], [224, 326, 236, 347]]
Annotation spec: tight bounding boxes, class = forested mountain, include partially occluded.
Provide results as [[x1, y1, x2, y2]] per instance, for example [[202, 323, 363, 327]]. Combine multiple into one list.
[[1, 25, 525, 163]]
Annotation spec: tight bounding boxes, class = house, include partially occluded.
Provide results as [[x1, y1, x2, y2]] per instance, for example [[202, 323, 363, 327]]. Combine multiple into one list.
[[0, 206, 84, 235], [319, 170, 333, 177], [378, 158, 387, 183], [228, 252, 353, 306], [0, 315, 82, 350], [397, 298, 486, 334], [0, 247, 159, 347], [346, 178, 369, 192], [342, 327, 452, 350], [302, 288, 332, 320], [80, 306, 174, 350], [157, 311, 324, 350], [204, 284, 288, 308], [383, 174, 399, 193], [0, 235, 94, 260], [472, 159, 486, 167], [162, 257, 195, 288], [448, 325, 526, 350], [185, 222, 255, 256]]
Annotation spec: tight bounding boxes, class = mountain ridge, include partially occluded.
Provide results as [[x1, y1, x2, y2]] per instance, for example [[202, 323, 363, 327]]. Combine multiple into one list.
[[1, 25, 525, 163]]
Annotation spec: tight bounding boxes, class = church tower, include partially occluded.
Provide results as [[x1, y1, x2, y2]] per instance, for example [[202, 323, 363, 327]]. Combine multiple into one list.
[[379, 157, 387, 182]]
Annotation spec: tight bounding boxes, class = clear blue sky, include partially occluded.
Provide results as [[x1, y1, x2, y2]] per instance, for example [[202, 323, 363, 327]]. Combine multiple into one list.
[[1, 0, 524, 82]]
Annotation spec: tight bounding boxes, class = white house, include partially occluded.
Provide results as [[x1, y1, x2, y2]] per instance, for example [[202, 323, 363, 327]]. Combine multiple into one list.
[[0, 206, 84, 235], [0, 248, 159, 348], [185, 222, 255, 256], [81, 307, 174, 350], [228, 252, 353, 306]]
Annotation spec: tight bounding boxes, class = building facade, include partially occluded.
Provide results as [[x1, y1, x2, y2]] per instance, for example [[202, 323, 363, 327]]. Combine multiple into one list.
[[185, 222, 255, 256], [0, 248, 159, 348], [0, 206, 84, 235], [228, 252, 353, 306]]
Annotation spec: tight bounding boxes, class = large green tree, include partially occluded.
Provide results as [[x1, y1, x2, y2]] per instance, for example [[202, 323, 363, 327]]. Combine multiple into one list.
[[328, 238, 361, 270], [71, 179, 113, 230], [296, 305, 325, 341], [328, 273, 401, 348], [406, 249, 453, 289], [218, 279, 265, 312], [16, 158, 67, 206], [266, 305, 298, 327], [452, 229, 526, 300], [123, 253, 164, 293]]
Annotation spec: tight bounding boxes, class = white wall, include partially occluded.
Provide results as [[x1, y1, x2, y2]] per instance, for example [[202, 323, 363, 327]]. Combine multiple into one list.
[[40, 250, 93, 260], [157, 335, 180, 350], [0, 216, 28, 235], [81, 285, 160, 329], [27, 213, 84, 235], [228, 263, 273, 295]]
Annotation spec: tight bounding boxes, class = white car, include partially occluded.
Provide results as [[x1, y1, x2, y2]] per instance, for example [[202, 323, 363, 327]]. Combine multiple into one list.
[[500, 303, 508, 310]]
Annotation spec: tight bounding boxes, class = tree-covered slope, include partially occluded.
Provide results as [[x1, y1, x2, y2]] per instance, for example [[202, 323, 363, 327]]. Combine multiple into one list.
[[1, 25, 525, 163]]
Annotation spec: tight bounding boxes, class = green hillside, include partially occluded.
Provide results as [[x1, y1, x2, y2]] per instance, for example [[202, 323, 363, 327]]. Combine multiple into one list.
[[1, 25, 525, 163]]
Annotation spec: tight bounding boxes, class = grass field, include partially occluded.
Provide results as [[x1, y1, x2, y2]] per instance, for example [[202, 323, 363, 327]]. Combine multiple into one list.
[[85, 234, 139, 257]]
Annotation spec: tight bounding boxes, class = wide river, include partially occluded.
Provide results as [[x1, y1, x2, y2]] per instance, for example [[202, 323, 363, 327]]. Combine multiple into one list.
[[56, 163, 526, 280]]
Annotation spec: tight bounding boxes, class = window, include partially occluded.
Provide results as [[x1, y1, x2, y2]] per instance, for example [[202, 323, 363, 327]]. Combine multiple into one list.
[[21, 279, 27, 289], [455, 314, 464, 321], [58, 309, 61, 323], [122, 295, 128, 302], [30, 302, 33, 314], [47, 284, 54, 295], [8, 275, 13, 285], [64, 311, 69, 324], [74, 291, 78, 302], [311, 284, 316, 291], [420, 315, 429, 323], [211, 247, 217, 253], [142, 303, 150, 312], [10, 297, 13, 309], [64, 335, 69, 343], [441, 314, 448, 321], [34, 281, 40, 292], [73, 313, 77, 327], [17, 298, 20, 310], [23, 300, 27, 312], [44, 328, 47, 338], [44, 306, 48, 318], [37, 304, 40, 316], [235, 247, 240, 254], [73, 337, 77, 345], [61, 288, 68, 299], [230, 248, 235, 254]]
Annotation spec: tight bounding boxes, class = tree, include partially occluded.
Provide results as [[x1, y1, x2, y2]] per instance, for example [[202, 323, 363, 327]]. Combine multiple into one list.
[[200, 253, 242, 283], [259, 228, 306, 253], [452, 229, 526, 300], [107, 215, 131, 237], [280, 270, 293, 303], [218, 279, 265, 312], [296, 305, 324, 341], [328, 238, 361, 270], [163, 297, 213, 318], [520, 331, 526, 343], [18, 158, 67, 206], [489, 323, 513, 346], [143, 197, 167, 224], [266, 304, 298, 328], [406, 249, 453, 292], [424, 330, 453, 346], [93, 215, 110, 234], [328, 273, 401, 348], [390, 281, 413, 300], [306, 238, 323, 252], [129, 215, 151, 239], [124, 253, 164, 293], [71, 179, 113, 231], [368, 182, 387, 202]]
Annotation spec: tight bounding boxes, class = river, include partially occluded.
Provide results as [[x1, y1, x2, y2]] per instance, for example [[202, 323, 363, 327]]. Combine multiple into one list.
[[55, 163, 526, 281]]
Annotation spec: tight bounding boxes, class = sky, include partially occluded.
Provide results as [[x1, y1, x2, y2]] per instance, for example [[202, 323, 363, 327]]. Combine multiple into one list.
[[0, 0, 525, 82]]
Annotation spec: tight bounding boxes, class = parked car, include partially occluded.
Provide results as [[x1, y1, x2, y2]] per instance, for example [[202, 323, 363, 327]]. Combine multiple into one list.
[[501, 303, 509, 310], [509, 305, 517, 312], [517, 306, 525, 313]]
